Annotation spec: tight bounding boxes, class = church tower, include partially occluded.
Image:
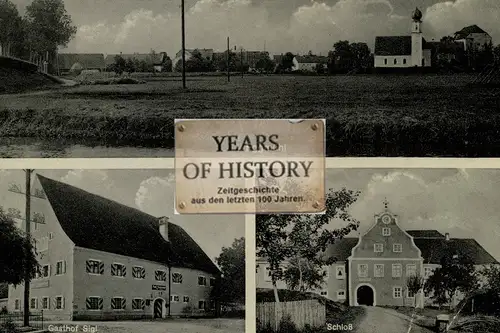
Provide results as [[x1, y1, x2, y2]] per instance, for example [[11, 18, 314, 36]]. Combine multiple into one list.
[[411, 7, 423, 67]]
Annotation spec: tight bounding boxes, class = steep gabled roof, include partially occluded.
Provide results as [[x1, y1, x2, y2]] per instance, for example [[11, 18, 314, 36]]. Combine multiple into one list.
[[58, 53, 105, 70], [37, 175, 220, 275], [454, 25, 489, 39], [374, 36, 431, 56], [326, 231, 497, 265]]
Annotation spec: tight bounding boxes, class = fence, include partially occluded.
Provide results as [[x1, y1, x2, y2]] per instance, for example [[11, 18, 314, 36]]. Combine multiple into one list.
[[0, 312, 44, 330], [256, 299, 326, 331]]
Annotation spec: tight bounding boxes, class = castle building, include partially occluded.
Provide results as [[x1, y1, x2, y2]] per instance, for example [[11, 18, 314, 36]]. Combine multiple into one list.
[[7, 175, 220, 320], [374, 8, 432, 68], [256, 202, 498, 307]]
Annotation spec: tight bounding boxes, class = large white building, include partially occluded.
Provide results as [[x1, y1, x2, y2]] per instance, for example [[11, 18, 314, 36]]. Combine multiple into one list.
[[374, 8, 432, 68]]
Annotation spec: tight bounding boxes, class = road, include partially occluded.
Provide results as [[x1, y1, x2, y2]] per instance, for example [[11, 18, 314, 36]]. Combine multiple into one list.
[[44, 318, 244, 333], [355, 307, 435, 333]]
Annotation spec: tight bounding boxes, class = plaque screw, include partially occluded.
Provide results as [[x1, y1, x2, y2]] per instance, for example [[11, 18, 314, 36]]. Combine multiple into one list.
[[311, 123, 319, 131], [178, 202, 186, 209], [178, 124, 186, 132], [312, 201, 321, 209]]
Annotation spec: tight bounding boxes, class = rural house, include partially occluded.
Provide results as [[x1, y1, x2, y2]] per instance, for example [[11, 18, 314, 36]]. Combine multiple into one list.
[[256, 201, 497, 308], [104, 52, 169, 72], [7, 175, 220, 320], [374, 8, 432, 68], [292, 55, 328, 72], [57, 53, 106, 74], [172, 49, 214, 71], [454, 25, 493, 51]]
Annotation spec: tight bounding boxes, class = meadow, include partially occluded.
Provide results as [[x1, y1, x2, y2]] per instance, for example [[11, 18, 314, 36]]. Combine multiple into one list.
[[1, 73, 499, 156]]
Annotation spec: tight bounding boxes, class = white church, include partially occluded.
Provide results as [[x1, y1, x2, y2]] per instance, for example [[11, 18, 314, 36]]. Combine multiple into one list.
[[374, 8, 432, 68]]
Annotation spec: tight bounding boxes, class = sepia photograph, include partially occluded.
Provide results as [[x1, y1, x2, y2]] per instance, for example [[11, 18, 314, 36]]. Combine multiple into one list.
[[0, 0, 499, 157], [256, 168, 500, 333], [0, 169, 245, 333]]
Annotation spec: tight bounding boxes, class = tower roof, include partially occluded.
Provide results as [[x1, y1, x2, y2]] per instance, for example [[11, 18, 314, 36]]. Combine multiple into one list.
[[412, 7, 422, 21]]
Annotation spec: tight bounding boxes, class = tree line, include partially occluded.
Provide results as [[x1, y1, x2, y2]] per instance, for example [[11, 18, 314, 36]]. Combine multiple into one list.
[[0, 0, 76, 66]]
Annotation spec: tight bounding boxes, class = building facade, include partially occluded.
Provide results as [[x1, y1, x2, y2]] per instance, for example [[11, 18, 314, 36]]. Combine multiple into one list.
[[7, 175, 220, 320], [374, 8, 432, 68], [256, 203, 498, 308], [454, 25, 493, 51]]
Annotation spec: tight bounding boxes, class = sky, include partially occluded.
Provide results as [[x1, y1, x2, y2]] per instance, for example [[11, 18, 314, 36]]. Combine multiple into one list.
[[0, 169, 245, 265], [324, 168, 500, 262], [10, 0, 500, 57]]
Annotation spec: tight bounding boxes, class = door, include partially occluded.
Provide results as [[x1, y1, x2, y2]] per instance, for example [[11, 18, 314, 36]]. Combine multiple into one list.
[[153, 299, 163, 318], [357, 285, 374, 306]]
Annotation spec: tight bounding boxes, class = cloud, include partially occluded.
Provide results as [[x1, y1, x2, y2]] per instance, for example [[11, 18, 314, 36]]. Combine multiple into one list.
[[60, 170, 115, 198], [135, 174, 175, 216]]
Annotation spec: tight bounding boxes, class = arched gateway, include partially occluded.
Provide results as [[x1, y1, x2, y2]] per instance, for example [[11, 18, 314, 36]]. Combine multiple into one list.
[[356, 284, 375, 306]]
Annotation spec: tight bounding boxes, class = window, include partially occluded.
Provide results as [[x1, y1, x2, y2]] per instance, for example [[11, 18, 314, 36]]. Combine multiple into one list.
[[393, 244, 402, 253], [403, 59, 407, 65], [111, 297, 126, 310], [374, 243, 384, 253], [407, 288, 415, 298], [424, 267, 432, 278], [111, 263, 126, 277], [335, 266, 345, 279], [132, 298, 145, 310], [30, 298, 37, 310], [198, 300, 206, 310], [393, 287, 402, 298], [170, 295, 180, 303], [155, 270, 167, 282], [374, 264, 385, 277], [392, 264, 402, 277], [320, 291, 328, 297], [382, 228, 391, 236], [394, 58, 397, 65], [384, 58, 388, 65], [132, 266, 145, 279], [48, 232, 54, 240], [56, 261, 66, 275], [358, 264, 368, 278], [42, 297, 49, 310], [172, 272, 183, 284], [55, 296, 64, 310], [210, 277, 216, 286], [41, 264, 50, 278], [406, 264, 417, 277], [14, 299, 20, 310], [86, 260, 103, 275], [183, 296, 190, 303], [86, 297, 103, 310], [198, 276, 207, 286], [337, 290, 346, 300]]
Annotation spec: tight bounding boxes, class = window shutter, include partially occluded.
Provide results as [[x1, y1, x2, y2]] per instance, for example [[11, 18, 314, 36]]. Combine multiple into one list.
[[99, 262, 104, 274], [48, 264, 51, 277], [62, 297, 65, 309], [121, 298, 126, 309], [63, 261, 67, 274], [52, 298, 57, 309], [98, 298, 103, 310]]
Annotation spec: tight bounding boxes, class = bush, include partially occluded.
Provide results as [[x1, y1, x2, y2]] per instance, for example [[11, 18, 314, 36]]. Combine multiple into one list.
[[181, 305, 194, 315], [277, 314, 298, 333], [0, 306, 7, 314], [0, 320, 19, 333]]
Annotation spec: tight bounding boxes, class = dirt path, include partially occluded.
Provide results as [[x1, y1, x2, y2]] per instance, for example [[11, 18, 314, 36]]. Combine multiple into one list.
[[356, 307, 435, 333]]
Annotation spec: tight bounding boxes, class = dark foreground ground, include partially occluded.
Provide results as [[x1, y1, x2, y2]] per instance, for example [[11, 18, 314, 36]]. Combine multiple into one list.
[[1, 73, 499, 157]]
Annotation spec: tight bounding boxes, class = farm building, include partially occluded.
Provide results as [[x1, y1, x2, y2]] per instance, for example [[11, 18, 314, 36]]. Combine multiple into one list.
[[374, 8, 432, 68], [104, 52, 169, 72], [7, 175, 220, 320], [57, 53, 106, 74], [292, 55, 328, 72], [172, 49, 214, 71], [454, 25, 492, 51], [256, 201, 498, 308]]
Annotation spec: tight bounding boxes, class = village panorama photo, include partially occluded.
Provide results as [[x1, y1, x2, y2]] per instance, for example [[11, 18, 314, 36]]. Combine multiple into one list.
[[1, 0, 500, 157], [256, 168, 500, 333], [0, 169, 245, 333]]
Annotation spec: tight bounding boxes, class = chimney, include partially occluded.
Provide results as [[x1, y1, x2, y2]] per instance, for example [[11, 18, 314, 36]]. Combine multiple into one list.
[[158, 216, 169, 242], [445, 232, 450, 241]]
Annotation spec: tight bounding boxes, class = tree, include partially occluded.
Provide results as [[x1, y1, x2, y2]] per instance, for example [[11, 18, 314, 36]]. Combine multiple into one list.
[[424, 253, 479, 309], [124, 58, 135, 74], [112, 55, 126, 75], [214, 237, 245, 304], [217, 50, 238, 72], [0, 0, 23, 57], [493, 44, 500, 64], [406, 273, 425, 308], [255, 54, 275, 73], [281, 52, 295, 71], [162, 56, 173, 72], [282, 188, 360, 292], [350, 42, 372, 71], [24, 0, 77, 60], [0, 214, 39, 285]]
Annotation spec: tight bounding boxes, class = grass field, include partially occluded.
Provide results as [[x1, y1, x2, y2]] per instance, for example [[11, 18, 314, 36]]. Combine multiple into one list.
[[1, 73, 500, 156]]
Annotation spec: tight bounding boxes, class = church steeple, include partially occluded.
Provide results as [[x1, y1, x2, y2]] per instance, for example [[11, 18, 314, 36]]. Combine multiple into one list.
[[412, 7, 423, 22]]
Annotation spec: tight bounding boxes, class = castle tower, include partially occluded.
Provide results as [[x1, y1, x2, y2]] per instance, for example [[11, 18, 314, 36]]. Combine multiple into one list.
[[411, 7, 423, 67]]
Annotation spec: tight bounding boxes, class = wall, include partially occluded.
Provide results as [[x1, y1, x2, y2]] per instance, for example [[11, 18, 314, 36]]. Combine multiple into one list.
[[374, 55, 412, 68], [324, 262, 348, 303], [72, 247, 169, 320], [8, 176, 75, 320], [468, 33, 492, 49], [256, 260, 288, 290], [169, 267, 216, 316]]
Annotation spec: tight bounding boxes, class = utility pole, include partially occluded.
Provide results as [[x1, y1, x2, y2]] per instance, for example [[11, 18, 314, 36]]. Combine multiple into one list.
[[227, 37, 230, 83], [181, 0, 186, 89], [240, 48, 244, 78], [23, 169, 34, 327]]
